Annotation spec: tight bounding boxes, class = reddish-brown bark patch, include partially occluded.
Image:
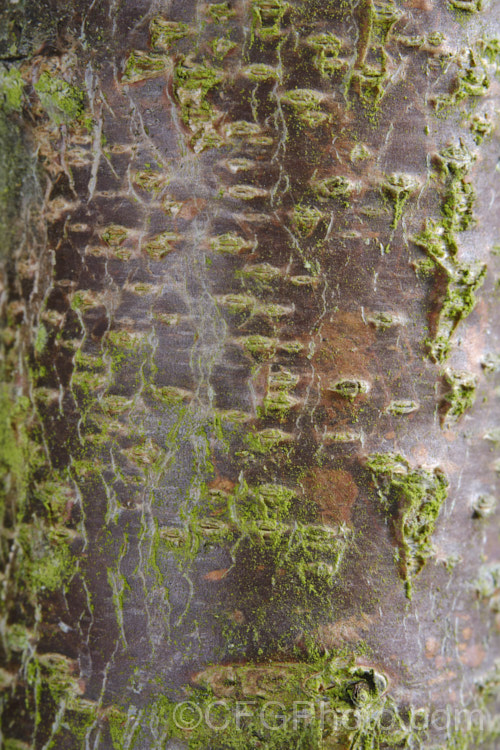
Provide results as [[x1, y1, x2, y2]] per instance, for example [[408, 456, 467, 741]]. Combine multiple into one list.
[[303, 467, 359, 525]]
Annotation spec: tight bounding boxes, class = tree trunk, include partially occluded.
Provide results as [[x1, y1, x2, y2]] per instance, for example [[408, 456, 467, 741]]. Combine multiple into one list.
[[1, 0, 500, 748]]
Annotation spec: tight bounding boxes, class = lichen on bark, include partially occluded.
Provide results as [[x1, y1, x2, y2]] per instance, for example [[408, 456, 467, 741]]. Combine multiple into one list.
[[1, 0, 500, 748]]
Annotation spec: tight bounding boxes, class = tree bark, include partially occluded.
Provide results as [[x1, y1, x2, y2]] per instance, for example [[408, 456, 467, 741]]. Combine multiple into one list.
[[1, 0, 500, 748]]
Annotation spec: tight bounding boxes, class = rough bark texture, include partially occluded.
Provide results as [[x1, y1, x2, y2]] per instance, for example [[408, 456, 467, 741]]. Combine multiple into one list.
[[1, 0, 500, 748]]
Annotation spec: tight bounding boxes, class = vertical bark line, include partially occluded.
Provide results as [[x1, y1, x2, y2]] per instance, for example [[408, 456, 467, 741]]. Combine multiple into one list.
[[1, 0, 500, 748]]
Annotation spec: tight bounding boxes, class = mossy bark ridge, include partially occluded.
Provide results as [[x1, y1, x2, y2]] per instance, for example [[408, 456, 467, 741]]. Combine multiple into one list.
[[1, 0, 500, 748]]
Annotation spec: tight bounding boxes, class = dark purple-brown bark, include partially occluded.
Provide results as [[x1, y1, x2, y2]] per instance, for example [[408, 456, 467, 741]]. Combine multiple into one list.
[[1, 1, 500, 748]]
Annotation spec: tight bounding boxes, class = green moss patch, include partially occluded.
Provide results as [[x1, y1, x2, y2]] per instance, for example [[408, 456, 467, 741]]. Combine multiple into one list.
[[0, 65, 24, 113], [367, 453, 448, 598], [34, 71, 84, 124]]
